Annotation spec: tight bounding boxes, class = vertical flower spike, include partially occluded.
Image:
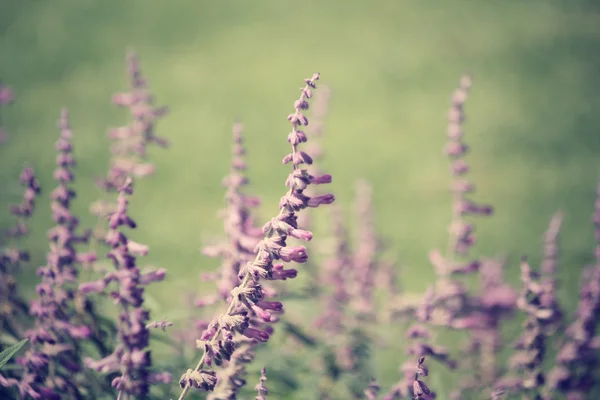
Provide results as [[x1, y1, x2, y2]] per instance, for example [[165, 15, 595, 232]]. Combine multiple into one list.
[[538, 211, 563, 332], [495, 258, 550, 399], [0, 81, 14, 144], [201, 122, 263, 301], [428, 75, 493, 323], [546, 185, 600, 398], [254, 367, 268, 400], [6, 110, 98, 399], [352, 180, 380, 315], [1, 168, 41, 325], [93, 51, 169, 225], [464, 258, 516, 391], [297, 85, 331, 230], [403, 76, 488, 397], [81, 178, 169, 397], [178, 73, 333, 400], [201, 124, 276, 400], [0, 168, 41, 394], [314, 206, 350, 334], [435, 74, 492, 298]]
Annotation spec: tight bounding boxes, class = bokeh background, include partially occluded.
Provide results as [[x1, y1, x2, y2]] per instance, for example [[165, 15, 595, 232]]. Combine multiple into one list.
[[2, 1, 600, 398]]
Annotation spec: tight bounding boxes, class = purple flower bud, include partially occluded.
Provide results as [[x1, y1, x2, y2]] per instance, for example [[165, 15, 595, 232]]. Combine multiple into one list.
[[289, 228, 313, 241], [307, 193, 335, 207], [444, 142, 468, 157], [287, 130, 307, 145], [451, 159, 469, 175], [241, 327, 270, 342], [270, 267, 297, 280], [309, 174, 332, 185], [292, 151, 313, 166], [279, 246, 308, 263]]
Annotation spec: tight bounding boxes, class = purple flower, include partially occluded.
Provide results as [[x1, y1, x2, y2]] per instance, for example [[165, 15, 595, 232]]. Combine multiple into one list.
[[179, 73, 333, 399], [94, 51, 168, 203], [82, 178, 170, 397], [2, 110, 100, 398]]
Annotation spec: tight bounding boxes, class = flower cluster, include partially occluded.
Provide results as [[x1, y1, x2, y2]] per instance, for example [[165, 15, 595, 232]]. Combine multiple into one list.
[[314, 206, 350, 335], [0, 168, 41, 398], [494, 258, 553, 398], [81, 178, 169, 397], [546, 185, 600, 398], [92, 52, 169, 228], [3, 110, 97, 399], [296, 84, 331, 232], [178, 73, 334, 399], [200, 122, 263, 302], [350, 180, 381, 316], [5, 59, 600, 400], [433, 74, 493, 318], [199, 124, 276, 399], [0, 167, 40, 338]]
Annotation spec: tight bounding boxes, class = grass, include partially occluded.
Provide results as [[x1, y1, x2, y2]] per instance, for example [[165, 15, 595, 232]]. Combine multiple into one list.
[[1, 1, 600, 398]]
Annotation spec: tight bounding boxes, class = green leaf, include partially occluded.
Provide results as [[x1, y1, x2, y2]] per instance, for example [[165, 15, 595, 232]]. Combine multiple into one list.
[[0, 339, 28, 370]]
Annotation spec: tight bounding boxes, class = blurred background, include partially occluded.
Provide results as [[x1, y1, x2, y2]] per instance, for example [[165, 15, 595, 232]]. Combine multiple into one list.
[[1, 1, 600, 398]]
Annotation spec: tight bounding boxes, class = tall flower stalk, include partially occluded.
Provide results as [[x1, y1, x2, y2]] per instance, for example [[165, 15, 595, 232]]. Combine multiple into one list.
[[200, 122, 263, 302], [0, 167, 40, 339], [178, 73, 334, 399], [4, 110, 97, 399], [81, 178, 169, 398], [200, 123, 267, 400], [546, 184, 600, 398], [91, 51, 169, 242], [0, 168, 41, 398]]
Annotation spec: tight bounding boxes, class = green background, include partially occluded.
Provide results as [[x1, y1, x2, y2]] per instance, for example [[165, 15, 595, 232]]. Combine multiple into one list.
[[1, 1, 600, 398]]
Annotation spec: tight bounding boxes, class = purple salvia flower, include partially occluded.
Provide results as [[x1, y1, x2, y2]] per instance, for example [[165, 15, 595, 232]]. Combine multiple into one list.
[[403, 76, 494, 398], [92, 51, 168, 225], [0, 168, 41, 393], [178, 73, 333, 399], [202, 122, 263, 300], [5, 110, 99, 398], [297, 85, 331, 230], [468, 258, 516, 387], [206, 340, 256, 399], [196, 123, 280, 399], [313, 206, 376, 395], [351, 180, 380, 315], [546, 185, 600, 397], [498, 258, 551, 399], [82, 178, 170, 397], [442, 74, 492, 272], [424, 75, 493, 333], [314, 206, 351, 334], [538, 211, 563, 333]]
